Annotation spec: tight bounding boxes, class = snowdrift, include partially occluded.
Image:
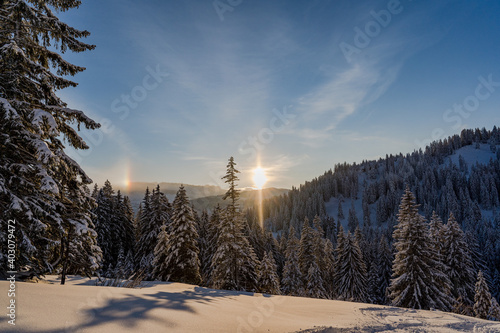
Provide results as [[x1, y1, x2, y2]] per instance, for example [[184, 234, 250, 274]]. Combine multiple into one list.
[[1, 276, 499, 333]]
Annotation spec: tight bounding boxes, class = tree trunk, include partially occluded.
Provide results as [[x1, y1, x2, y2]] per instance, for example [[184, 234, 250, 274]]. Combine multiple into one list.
[[61, 235, 70, 285]]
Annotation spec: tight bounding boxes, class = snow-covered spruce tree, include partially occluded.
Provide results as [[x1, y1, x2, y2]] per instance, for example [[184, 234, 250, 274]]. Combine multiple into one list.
[[135, 187, 170, 278], [333, 224, 346, 298], [443, 212, 476, 308], [334, 232, 367, 302], [428, 211, 445, 256], [492, 269, 500, 304], [321, 238, 335, 299], [203, 204, 221, 286], [152, 224, 169, 281], [306, 259, 328, 299], [347, 201, 359, 233], [163, 185, 201, 285], [389, 187, 453, 311], [222, 156, 240, 221], [376, 236, 393, 305], [196, 210, 210, 284], [281, 226, 303, 296], [119, 194, 136, 273], [474, 270, 492, 319], [93, 181, 116, 275], [211, 157, 259, 292], [114, 247, 126, 279], [0, 0, 101, 279], [298, 217, 315, 279], [91, 183, 134, 278], [258, 251, 280, 295]]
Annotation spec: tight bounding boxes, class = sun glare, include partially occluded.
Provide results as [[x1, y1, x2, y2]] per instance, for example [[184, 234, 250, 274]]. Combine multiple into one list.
[[253, 167, 267, 189]]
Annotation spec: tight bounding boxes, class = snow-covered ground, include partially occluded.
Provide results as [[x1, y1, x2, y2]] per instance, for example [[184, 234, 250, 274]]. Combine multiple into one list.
[[448, 143, 499, 171], [1, 276, 500, 333]]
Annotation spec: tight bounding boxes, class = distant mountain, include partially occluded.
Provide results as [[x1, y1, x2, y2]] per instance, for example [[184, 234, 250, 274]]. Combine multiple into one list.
[[117, 182, 226, 211], [262, 127, 500, 236], [190, 187, 290, 212], [117, 182, 289, 212]]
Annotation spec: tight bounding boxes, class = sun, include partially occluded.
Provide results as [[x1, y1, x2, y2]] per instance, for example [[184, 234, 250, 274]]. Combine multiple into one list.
[[252, 167, 267, 189]]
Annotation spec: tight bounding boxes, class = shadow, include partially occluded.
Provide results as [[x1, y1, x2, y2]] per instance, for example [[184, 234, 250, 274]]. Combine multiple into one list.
[[16, 284, 260, 333], [72, 287, 243, 331]]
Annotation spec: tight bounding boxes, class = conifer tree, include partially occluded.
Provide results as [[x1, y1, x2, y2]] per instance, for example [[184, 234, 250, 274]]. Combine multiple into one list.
[[348, 201, 359, 233], [203, 205, 221, 286], [474, 270, 492, 319], [211, 209, 259, 291], [377, 236, 393, 305], [491, 269, 500, 303], [222, 156, 240, 220], [164, 185, 201, 285], [389, 187, 452, 311], [321, 238, 335, 298], [152, 224, 169, 281], [333, 225, 346, 298], [258, 251, 281, 295], [489, 297, 500, 321], [281, 226, 303, 296], [428, 211, 445, 256], [0, 0, 100, 278], [197, 210, 210, 284], [335, 233, 367, 302], [306, 259, 328, 299], [135, 187, 169, 277], [443, 212, 476, 307], [93, 184, 114, 274], [337, 198, 344, 222], [298, 217, 315, 279], [211, 157, 259, 291], [114, 247, 126, 279]]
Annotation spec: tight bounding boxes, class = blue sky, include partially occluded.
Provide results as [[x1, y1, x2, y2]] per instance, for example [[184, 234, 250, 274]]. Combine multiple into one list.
[[58, 0, 500, 190]]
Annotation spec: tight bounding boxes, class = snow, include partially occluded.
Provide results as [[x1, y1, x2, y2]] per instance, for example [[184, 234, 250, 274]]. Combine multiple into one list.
[[2, 276, 500, 333], [448, 143, 499, 171], [32, 109, 58, 135]]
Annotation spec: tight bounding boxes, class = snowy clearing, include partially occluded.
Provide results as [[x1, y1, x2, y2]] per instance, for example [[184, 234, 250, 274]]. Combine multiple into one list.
[[1, 276, 500, 333]]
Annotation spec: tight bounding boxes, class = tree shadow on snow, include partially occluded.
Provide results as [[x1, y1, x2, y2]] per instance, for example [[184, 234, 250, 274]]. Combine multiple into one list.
[[18, 286, 255, 333]]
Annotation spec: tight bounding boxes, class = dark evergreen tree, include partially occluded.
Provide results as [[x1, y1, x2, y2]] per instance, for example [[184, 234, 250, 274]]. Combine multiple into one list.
[[321, 238, 335, 299], [389, 188, 453, 311], [152, 224, 169, 281], [164, 185, 201, 285], [0, 0, 100, 279], [298, 217, 315, 279], [211, 158, 259, 291], [135, 188, 161, 277], [474, 270, 492, 319], [337, 198, 344, 222], [306, 259, 328, 299], [376, 236, 393, 305], [281, 226, 303, 296], [347, 201, 359, 233], [203, 205, 221, 286], [211, 209, 259, 291], [334, 232, 367, 302], [443, 212, 476, 308], [197, 210, 210, 284], [258, 251, 280, 295]]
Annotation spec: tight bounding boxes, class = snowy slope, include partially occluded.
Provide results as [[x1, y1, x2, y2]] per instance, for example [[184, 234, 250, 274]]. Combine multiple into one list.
[[2, 276, 499, 333], [448, 143, 499, 172]]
